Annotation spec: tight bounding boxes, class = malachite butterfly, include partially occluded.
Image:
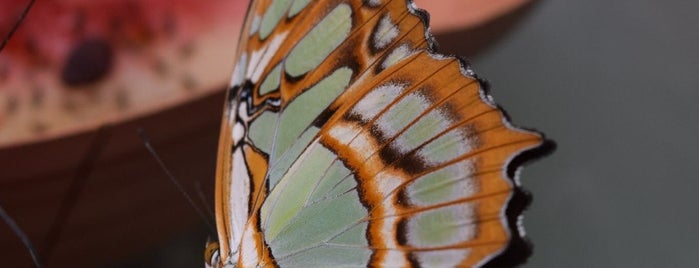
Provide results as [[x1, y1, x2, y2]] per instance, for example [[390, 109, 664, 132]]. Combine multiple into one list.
[[206, 0, 548, 267]]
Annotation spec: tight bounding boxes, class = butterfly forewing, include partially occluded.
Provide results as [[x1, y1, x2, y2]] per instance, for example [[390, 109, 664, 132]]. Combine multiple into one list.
[[211, 0, 544, 267]]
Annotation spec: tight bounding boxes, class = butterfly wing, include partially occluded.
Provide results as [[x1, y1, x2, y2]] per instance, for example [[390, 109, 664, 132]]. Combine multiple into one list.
[[211, 0, 545, 267]]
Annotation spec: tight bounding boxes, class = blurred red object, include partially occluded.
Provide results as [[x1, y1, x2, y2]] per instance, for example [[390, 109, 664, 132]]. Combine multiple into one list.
[[0, 0, 246, 147]]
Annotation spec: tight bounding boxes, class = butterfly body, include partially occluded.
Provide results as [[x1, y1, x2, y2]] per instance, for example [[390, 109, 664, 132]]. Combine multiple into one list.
[[209, 0, 545, 267]]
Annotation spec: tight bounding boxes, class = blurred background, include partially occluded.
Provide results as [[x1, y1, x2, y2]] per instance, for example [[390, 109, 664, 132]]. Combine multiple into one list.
[[1, 0, 697, 267], [460, 0, 699, 267]]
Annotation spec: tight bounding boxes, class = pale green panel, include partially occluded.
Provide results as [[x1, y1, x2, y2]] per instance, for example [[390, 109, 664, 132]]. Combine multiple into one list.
[[262, 144, 336, 242], [375, 93, 429, 139], [269, 193, 366, 258], [323, 175, 357, 200], [417, 128, 472, 166], [271, 67, 352, 162], [408, 203, 476, 248], [267, 127, 319, 188], [407, 161, 476, 206], [392, 108, 450, 153], [259, 63, 283, 95], [248, 111, 279, 154], [328, 221, 368, 247], [259, 0, 293, 40], [285, 4, 352, 77], [277, 246, 371, 268], [288, 0, 312, 17], [309, 160, 352, 203]]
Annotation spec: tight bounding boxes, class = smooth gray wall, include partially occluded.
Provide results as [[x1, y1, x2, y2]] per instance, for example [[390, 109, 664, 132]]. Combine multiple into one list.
[[467, 1, 699, 267]]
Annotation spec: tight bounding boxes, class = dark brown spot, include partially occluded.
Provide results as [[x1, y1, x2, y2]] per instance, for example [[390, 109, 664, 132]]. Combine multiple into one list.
[[313, 106, 336, 128], [31, 121, 48, 134], [163, 13, 177, 38], [152, 57, 169, 77], [24, 38, 46, 66], [407, 253, 421, 268], [395, 151, 429, 175], [31, 88, 43, 108], [396, 217, 420, 267], [0, 63, 8, 82], [6, 96, 18, 114], [284, 69, 306, 83], [115, 88, 130, 111], [179, 42, 195, 59], [25, 38, 38, 55], [62, 97, 78, 113], [88, 87, 102, 103], [182, 74, 197, 91], [72, 9, 87, 35], [395, 218, 409, 246], [61, 38, 114, 87], [396, 187, 411, 207], [343, 111, 365, 123], [110, 16, 123, 34]]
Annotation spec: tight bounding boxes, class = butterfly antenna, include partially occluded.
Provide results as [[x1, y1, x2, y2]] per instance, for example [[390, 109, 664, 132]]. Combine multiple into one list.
[[0, 203, 43, 268], [194, 181, 215, 219], [42, 125, 112, 264], [0, 0, 36, 53], [137, 128, 216, 233]]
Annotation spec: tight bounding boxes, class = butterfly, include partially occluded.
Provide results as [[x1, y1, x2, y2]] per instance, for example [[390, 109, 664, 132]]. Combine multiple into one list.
[[204, 0, 547, 267]]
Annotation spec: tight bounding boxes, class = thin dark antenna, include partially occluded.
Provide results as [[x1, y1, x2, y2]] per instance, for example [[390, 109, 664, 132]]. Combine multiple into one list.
[[0, 0, 36, 53], [0, 203, 43, 268], [195, 181, 215, 219], [1, 4, 41, 264], [42, 125, 112, 264], [137, 128, 215, 233]]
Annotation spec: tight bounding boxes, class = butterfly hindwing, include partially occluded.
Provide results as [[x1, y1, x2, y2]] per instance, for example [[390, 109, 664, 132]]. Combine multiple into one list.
[[210, 0, 544, 267]]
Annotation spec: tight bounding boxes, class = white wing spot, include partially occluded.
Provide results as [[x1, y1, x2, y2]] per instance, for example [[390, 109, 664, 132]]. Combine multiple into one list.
[[373, 14, 399, 50], [229, 148, 251, 256], [348, 131, 378, 160], [230, 52, 247, 87], [367, 0, 382, 7], [375, 170, 404, 198], [240, 223, 261, 267], [249, 14, 261, 36], [382, 44, 416, 70], [328, 122, 362, 145], [247, 32, 289, 83], [351, 83, 405, 121], [415, 249, 470, 267], [232, 122, 245, 144]]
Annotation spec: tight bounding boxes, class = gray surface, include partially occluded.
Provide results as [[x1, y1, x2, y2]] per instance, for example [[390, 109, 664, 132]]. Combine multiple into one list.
[[466, 1, 699, 267]]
